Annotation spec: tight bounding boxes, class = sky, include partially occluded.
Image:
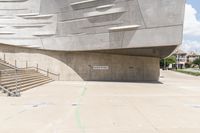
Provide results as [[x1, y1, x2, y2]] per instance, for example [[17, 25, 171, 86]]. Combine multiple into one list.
[[182, 0, 200, 53]]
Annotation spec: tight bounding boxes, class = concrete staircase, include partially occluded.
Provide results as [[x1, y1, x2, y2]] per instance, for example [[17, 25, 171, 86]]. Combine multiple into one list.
[[0, 59, 53, 96], [0, 59, 16, 70]]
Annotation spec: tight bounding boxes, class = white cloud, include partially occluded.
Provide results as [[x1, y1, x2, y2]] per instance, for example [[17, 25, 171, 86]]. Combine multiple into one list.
[[182, 40, 200, 53], [182, 4, 200, 54], [184, 4, 200, 36]]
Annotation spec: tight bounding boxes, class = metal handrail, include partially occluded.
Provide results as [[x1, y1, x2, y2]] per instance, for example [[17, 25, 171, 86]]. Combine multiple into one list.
[[0, 69, 20, 97], [27, 67, 60, 77], [0, 68, 19, 72], [0, 56, 60, 96], [0, 67, 60, 80], [14, 68, 20, 96], [0, 60, 16, 69], [0, 85, 17, 97], [26, 67, 60, 80], [0, 57, 60, 80]]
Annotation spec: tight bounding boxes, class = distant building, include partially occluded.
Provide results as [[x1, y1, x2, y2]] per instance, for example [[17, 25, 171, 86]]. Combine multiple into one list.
[[187, 52, 200, 63], [173, 49, 187, 69], [173, 50, 200, 69]]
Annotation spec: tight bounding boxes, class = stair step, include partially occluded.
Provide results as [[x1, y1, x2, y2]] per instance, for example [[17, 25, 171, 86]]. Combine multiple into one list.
[[0, 61, 16, 69], [20, 80, 53, 92], [1, 70, 37, 75], [9, 78, 52, 91], [4, 76, 50, 88], [1, 69, 35, 74], [0, 59, 55, 95], [0, 70, 36, 76], [0, 73, 42, 80], [0, 73, 43, 82], [1, 69, 35, 72], [0, 59, 15, 66], [1, 75, 47, 85], [1, 72, 37, 78], [1, 71, 36, 76]]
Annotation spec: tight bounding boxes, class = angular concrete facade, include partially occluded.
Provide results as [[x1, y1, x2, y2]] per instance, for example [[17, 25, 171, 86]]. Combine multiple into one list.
[[0, 0, 185, 81]]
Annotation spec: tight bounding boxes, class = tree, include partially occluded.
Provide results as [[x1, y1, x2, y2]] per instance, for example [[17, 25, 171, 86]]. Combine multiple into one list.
[[193, 58, 200, 69], [165, 56, 176, 65], [160, 56, 176, 69]]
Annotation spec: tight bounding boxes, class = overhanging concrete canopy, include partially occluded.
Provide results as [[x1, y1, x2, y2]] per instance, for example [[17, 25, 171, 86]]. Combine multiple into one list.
[[0, 0, 185, 58], [0, 0, 185, 81]]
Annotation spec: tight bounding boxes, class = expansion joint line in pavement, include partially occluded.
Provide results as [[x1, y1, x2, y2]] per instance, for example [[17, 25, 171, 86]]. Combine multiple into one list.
[[75, 82, 87, 133], [133, 105, 159, 133]]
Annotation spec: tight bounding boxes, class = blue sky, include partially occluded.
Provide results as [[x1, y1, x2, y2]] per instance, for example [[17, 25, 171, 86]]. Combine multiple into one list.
[[187, 0, 200, 19], [182, 0, 200, 53]]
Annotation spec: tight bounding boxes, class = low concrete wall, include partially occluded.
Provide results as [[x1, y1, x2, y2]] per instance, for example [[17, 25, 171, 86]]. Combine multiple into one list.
[[0, 44, 160, 81]]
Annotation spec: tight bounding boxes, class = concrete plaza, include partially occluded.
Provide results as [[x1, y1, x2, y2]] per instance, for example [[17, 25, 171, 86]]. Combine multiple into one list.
[[0, 70, 200, 133]]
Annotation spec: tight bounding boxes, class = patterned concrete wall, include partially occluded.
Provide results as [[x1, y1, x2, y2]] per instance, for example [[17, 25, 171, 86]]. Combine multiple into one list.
[[0, 0, 185, 57], [0, 44, 160, 81]]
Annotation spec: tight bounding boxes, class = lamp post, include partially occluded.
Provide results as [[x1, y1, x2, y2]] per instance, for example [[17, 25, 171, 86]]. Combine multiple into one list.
[[176, 54, 179, 69]]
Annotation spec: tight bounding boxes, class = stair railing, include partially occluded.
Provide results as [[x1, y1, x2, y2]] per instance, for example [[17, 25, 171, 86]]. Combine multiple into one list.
[[14, 68, 21, 96], [0, 56, 60, 81], [26, 66, 60, 81], [0, 56, 60, 96], [0, 69, 21, 97]]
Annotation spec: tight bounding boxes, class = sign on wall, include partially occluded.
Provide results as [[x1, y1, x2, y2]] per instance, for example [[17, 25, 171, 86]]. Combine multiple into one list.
[[93, 66, 109, 70]]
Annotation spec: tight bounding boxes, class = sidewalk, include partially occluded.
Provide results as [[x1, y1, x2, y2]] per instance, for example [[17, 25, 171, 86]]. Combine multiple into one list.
[[0, 70, 200, 133]]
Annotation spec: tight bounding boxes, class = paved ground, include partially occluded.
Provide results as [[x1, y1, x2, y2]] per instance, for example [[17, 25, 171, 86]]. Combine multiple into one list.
[[0, 70, 200, 133]]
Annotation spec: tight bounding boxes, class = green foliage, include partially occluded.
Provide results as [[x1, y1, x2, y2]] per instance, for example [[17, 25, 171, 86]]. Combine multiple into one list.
[[165, 56, 176, 65], [160, 56, 176, 68], [176, 69, 200, 76], [160, 59, 164, 68], [185, 62, 192, 68], [193, 58, 200, 69]]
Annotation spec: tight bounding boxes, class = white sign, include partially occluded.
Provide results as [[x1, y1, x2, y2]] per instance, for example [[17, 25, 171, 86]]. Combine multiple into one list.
[[93, 66, 109, 70]]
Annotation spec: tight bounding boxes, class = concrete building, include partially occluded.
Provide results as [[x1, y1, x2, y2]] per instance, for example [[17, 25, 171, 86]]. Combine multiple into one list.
[[173, 50, 200, 69], [173, 49, 187, 69], [187, 52, 200, 63], [0, 0, 185, 81]]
